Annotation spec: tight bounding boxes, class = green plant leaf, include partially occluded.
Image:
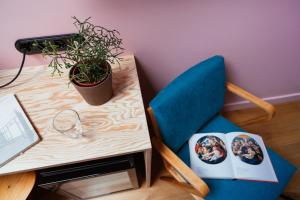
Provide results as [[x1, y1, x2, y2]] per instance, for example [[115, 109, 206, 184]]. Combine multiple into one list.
[[39, 16, 124, 83]]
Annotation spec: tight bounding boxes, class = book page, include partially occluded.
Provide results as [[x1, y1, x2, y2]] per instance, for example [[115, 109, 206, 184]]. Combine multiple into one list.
[[189, 133, 234, 179], [226, 132, 278, 182], [0, 94, 40, 166]]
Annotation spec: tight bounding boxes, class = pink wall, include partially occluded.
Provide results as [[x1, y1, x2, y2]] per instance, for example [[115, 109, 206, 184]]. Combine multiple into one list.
[[1, 0, 300, 106]]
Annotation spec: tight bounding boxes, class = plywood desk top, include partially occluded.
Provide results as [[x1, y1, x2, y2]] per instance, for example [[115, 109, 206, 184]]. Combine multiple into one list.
[[0, 54, 151, 175]]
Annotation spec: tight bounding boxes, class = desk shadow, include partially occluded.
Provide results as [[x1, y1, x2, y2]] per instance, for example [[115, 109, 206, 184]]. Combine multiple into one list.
[[135, 58, 156, 107]]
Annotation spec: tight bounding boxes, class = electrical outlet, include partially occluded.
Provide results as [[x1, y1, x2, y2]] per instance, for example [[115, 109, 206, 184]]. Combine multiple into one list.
[[15, 33, 80, 55]]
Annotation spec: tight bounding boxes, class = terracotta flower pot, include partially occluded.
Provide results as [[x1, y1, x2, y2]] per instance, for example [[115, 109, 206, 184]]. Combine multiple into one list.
[[69, 64, 113, 106]]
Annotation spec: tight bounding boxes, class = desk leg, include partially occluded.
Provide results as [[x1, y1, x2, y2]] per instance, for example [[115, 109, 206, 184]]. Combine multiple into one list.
[[144, 149, 152, 187]]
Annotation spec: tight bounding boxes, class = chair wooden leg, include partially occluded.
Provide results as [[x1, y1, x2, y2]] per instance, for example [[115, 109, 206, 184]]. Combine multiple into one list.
[[160, 176, 204, 199], [163, 160, 186, 182], [191, 194, 204, 200], [162, 161, 205, 199]]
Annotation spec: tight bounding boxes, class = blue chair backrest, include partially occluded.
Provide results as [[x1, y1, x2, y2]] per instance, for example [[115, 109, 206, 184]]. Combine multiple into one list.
[[149, 55, 226, 152]]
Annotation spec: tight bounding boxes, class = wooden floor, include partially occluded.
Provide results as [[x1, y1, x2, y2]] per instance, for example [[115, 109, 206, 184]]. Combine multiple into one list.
[[39, 100, 300, 200]]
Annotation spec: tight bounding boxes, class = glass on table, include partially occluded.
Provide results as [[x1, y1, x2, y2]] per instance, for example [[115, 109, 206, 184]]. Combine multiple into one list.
[[53, 109, 83, 139]]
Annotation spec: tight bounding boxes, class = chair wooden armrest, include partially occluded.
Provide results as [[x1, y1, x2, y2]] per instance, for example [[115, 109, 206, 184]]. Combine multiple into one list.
[[151, 136, 209, 198], [226, 82, 276, 122]]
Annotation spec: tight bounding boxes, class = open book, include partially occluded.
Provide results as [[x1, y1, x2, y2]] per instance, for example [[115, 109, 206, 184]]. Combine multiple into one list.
[[0, 94, 40, 167], [189, 132, 278, 182]]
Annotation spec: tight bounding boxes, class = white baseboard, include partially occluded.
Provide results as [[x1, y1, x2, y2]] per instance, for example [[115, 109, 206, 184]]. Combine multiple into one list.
[[224, 92, 300, 111]]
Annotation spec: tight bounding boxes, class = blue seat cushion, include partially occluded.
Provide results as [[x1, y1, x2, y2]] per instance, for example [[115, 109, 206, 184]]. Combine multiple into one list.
[[177, 115, 297, 200], [150, 55, 226, 152]]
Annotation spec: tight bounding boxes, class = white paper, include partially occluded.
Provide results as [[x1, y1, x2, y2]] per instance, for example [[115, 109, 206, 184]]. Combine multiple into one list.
[[189, 131, 278, 182], [189, 133, 234, 179], [0, 94, 39, 166], [226, 132, 278, 182]]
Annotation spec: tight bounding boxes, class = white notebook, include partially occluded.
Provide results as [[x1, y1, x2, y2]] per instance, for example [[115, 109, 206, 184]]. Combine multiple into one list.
[[0, 94, 40, 167], [189, 132, 278, 182]]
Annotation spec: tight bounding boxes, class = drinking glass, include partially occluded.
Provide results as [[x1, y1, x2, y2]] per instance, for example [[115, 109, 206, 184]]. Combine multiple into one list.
[[53, 109, 83, 139]]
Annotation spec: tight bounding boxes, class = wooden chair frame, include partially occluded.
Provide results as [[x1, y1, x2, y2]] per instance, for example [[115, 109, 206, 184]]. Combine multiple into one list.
[[147, 82, 275, 199]]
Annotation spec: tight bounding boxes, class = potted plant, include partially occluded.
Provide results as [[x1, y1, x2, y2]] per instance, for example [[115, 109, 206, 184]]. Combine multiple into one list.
[[35, 17, 124, 105]]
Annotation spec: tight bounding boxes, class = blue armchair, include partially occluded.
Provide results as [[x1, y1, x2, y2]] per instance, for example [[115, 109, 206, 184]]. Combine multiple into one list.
[[147, 56, 296, 200]]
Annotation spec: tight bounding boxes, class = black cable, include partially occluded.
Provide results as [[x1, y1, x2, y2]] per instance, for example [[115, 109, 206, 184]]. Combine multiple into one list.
[[0, 52, 26, 88]]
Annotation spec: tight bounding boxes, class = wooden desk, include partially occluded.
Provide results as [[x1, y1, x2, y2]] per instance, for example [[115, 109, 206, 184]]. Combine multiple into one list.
[[0, 55, 152, 186]]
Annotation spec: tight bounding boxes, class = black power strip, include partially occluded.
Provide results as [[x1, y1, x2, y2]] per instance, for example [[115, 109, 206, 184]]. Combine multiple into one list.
[[15, 33, 79, 54], [1, 33, 80, 88]]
